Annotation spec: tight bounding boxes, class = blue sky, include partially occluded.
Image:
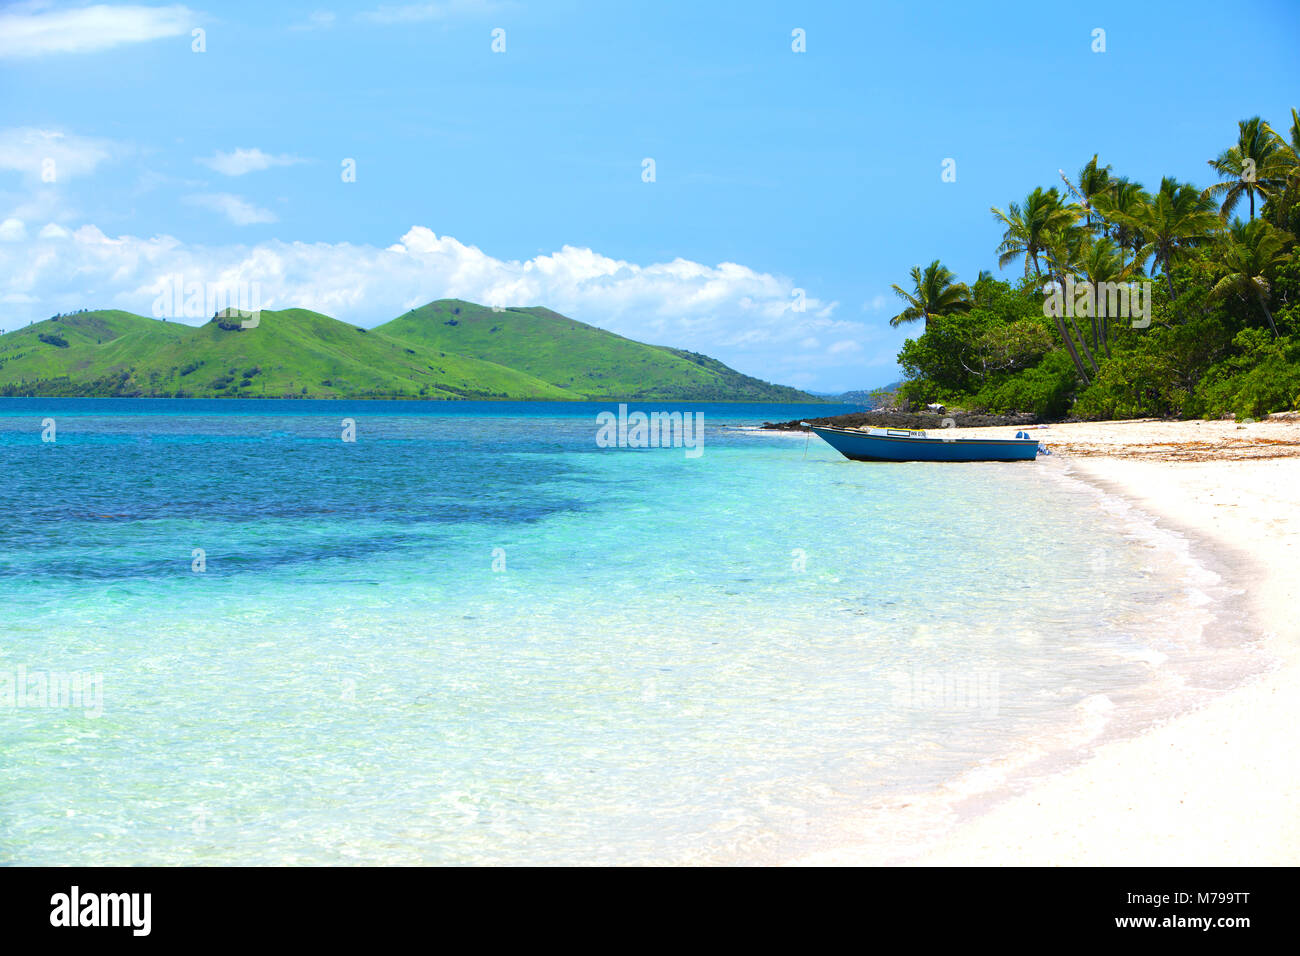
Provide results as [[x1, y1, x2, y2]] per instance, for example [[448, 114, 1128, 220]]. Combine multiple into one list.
[[1, 0, 1297, 391]]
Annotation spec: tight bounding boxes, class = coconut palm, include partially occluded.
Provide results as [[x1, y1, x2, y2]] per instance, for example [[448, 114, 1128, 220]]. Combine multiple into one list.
[[991, 187, 1081, 278], [1072, 155, 1113, 228], [1120, 178, 1222, 302], [888, 260, 972, 329], [1077, 237, 1141, 357], [1268, 108, 1300, 169], [1039, 223, 1098, 382], [1092, 177, 1150, 269], [1210, 219, 1292, 337], [1262, 108, 1300, 230], [971, 269, 996, 307], [1206, 116, 1289, 220]]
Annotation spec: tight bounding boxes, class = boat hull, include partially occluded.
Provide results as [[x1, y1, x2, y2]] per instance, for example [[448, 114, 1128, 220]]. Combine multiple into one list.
[[809, 425, 1039, 463]]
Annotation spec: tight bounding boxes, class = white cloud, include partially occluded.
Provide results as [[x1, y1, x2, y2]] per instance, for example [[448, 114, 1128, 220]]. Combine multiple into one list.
[[862, 294, 889, 312], [184, 194, 278, 225], [290, 11, 336, 31], [828, 339, 862, 355], [0, 218, 26, 241], [0, 223, 870, 384], [38, 223, 69, 239], [0, 127, 119, 181], [0, 3, 194, 58], [198, 148, 306, 177], [359, 1, 503, 24]]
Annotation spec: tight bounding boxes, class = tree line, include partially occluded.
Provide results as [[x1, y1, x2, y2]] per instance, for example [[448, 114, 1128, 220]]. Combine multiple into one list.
[[889, 111, 1300, 420]]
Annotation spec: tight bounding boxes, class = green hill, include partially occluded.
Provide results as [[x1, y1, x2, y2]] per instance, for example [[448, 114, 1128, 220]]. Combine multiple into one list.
[[375, 300, 814, 401], [0, 303, 816, 401], [0, 308, 574, 399]]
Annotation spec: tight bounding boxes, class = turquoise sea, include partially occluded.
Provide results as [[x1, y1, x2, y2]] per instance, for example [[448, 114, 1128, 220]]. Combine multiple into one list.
[[0, 400, 1257, 864]]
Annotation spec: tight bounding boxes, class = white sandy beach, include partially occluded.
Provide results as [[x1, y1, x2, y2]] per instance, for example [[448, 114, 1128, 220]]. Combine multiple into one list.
[[806, 416, 1300, 866]]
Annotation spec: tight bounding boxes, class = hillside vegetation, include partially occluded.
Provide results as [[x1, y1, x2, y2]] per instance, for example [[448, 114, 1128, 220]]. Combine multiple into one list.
[[0, 301, 813, 402], [375, 300, 814, 401]]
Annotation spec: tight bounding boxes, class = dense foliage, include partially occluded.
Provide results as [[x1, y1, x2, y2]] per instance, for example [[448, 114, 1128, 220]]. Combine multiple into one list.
[[891, 111, 1300, 420]]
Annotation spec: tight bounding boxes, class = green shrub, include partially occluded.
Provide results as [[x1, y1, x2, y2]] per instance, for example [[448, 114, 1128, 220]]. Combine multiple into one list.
[[973, 351, 1077, 418], [1073, 351, 1188, 420], [1189, 332, 1300, 418]]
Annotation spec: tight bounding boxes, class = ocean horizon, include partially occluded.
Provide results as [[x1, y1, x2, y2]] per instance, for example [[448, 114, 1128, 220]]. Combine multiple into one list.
[[0, 399, 1260, 864]]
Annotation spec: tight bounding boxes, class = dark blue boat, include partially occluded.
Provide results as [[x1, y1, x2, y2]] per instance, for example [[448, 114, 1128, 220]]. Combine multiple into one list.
[[808, 424, 1041, 463]]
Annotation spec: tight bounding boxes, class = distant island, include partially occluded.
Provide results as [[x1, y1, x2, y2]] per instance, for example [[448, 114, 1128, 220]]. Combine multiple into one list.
[[0, 299, 818, 402], [811, 384, 904, 407]]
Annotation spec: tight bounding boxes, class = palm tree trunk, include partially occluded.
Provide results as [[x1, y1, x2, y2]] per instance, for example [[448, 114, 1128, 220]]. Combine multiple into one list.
[[1163, 252, 1177, 317], [1067, 312, 1100, 374], [1051, 278, 1092, 385], [1053, 312, 1091, 387], [1255, 287, 1279, 337], [1060, 275, 1100, 374]]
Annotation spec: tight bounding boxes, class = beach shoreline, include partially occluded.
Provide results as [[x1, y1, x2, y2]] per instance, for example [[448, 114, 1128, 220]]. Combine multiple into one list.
[[794, 419, 1300, 866]]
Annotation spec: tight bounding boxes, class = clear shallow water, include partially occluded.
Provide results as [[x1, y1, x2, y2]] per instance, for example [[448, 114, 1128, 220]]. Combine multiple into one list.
[[0, 400, 1252, 864]]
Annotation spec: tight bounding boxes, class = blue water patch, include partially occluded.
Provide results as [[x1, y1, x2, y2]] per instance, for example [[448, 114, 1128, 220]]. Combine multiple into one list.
[[0, 399, 1219, 864]]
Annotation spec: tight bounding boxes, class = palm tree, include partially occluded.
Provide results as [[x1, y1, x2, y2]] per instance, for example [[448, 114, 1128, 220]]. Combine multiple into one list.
[[1069, 155, 1113, 228], [1077, 237, 1140, 358], [991, 187, 1080, 277], [1210, 219, 1292, 337], [1206, 116, 1289, 221], [1266, 108, 1300, 170], [1039, 223, 1098, 382], [1262, 108, 1300, 230], [1120, 178, 1222, 303], [1092, 177, 1150, 269], [888, 260, 972, 329]]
